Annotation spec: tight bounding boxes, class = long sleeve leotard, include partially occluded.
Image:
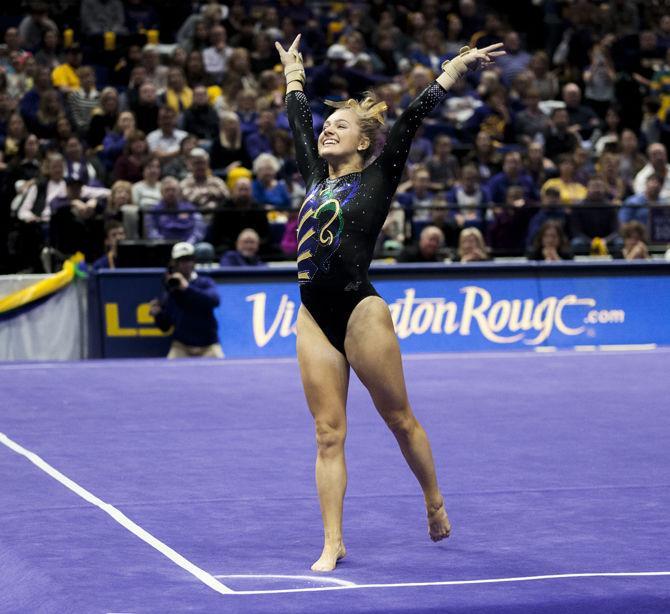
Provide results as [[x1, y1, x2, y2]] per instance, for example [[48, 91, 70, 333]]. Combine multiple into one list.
[[286, 83, 448, 290]]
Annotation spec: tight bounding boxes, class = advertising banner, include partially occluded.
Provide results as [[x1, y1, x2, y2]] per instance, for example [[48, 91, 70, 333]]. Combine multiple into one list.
[[93, 265, 670, 358]]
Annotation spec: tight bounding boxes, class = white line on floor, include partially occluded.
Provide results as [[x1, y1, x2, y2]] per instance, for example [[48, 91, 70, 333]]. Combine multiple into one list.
[[215, 571, 670, 595], [0, 432, 234, 596]]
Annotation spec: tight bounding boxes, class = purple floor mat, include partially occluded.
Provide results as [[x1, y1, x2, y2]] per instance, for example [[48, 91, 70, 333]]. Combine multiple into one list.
[[1, 350, 669, 613]]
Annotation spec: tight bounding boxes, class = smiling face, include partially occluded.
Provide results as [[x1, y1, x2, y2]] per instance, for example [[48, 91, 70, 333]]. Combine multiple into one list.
[[318, 108, 369, 162]]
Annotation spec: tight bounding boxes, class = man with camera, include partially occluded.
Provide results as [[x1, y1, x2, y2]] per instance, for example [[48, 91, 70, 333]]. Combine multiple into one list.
[[149, 242, 223, 358]]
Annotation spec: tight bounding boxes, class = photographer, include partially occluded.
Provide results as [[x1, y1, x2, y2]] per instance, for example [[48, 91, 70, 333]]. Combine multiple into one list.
[[149, 242, 223, 358]]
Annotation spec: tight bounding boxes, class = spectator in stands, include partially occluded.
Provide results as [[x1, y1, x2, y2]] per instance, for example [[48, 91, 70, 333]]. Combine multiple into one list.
[[147, 106, 188, 161], [496, 31, 531, 85], [599, 151, 627, 203], [131, 155, 162, 209], [17, 152, 66, 224], [6, 133, 41, 200], [34, 30, 62, 71], [164, 67, 192, 114], [149, 241, 223, 359], [182, 85, 219, 144], [571, 176, 620, 254], [51, 44, 83, 93], [455, 227, 490, 262], [140, 45, 168, 92], [162, 133, 198, 180], [465, 86, 513, 144], [180, 147, 229, 212], [19, 66, 52, 124], [25, 89, 62, 139], [620, 174, 665, 227], [68, 66, 99, 134], [525, 142, 556, 188], [541, 155, 588, 205], [245, 109, 277, 161], [132, 81, 160, 135], [446, 164, 489, 233], [63, 135, 103, 186], [463, 130, 501, 182], [583, 43, 616, 119], [222, 48, 258, 94], [527, 219, 573, 261], [92, 219, 126, 270], [526, 186, 568, 248], [220, 228, 266, 266], [48, 175, 110, 261], [487, 151, 538, 205], [105, 179, 136, 235], [592, 106, 623, 155], [80, 0, 127, 36], [252, 153, 291, 210], [113, 129, 147, 183], [396, 165, 439, 224], [397, 225, 446, 263], [177, 2, 226, 52], [1, 113, 26, 162], [206, 176, 271, 256], [88, 87, 120, 148], [425, 134, 460, 190], [209, 110, 251, 174], [145, 175, 205, 243], [528, 51, 558, 100], [203, 24, 233, 83], [18, 2, 58, 52], [544, 107, 580, 160], [514, 89, 551, 146], [618, 129, 647, 191], [634, 143, 670, 200], [100, 111, 136, 172], [562, 82, 600, 141], [620, 221, 650, 260], [488, 185, 534, 254]]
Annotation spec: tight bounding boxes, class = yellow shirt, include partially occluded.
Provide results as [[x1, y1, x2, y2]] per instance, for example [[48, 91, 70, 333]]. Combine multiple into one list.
[[541, 178, 587, 205], [52, 63, 80, 89], [165, 87, 193, 113]]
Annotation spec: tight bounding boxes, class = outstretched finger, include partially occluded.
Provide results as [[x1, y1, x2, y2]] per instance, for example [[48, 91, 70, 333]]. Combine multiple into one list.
[[288, 33, 301, 54], [274, 41, 287, 55], [480, 42, 504, 53], [488, 50, 506, 58]]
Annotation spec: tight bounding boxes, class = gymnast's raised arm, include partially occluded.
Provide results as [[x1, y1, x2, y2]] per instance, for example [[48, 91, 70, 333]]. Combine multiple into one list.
[[276, 35, 326, 185]]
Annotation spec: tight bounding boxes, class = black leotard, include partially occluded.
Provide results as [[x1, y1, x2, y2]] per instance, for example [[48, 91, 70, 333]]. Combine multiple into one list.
[[286, 83, 447, 354]]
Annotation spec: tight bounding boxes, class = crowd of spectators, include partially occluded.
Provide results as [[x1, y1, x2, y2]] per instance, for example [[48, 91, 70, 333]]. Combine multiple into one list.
[[2, 0, 670, 274]]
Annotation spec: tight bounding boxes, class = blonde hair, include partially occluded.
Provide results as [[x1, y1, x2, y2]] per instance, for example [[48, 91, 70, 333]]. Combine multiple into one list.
[[458, 227, 487, 258], [324, 91, 388, 161]]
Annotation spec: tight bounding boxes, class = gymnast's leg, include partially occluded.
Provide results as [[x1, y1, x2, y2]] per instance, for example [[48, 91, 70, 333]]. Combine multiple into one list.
[[297, 305, 351, 571], [344, 297, 451, 541]]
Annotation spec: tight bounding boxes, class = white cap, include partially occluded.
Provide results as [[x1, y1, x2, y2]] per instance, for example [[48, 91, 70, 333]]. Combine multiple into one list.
[[190, 147, 209, 160], [327, 44, 354, 62], [171, 242, 195, 260]]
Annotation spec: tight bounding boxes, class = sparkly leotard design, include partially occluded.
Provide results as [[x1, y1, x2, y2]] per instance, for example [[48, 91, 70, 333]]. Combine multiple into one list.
[[287, 84, 447, 353], [297, 173, 362, 283]]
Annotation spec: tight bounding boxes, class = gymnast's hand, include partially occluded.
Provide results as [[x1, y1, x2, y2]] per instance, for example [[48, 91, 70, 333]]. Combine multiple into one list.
[[439, 42, 506, 90], [458, 43, 506, 72], [275, 34, 303, 69]]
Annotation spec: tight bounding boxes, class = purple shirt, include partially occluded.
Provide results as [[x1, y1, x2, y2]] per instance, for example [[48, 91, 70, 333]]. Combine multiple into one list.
[[145, 199, 205, 243]]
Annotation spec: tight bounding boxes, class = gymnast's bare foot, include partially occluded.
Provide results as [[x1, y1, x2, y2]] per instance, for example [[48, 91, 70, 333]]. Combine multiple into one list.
[[311, 542, 346, 572], [427, 498, 451, 542]]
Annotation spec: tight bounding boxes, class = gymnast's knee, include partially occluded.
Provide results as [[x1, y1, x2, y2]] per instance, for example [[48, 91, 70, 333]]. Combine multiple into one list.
[[314, 420, 346, 456], [384, 410, 417, 438]]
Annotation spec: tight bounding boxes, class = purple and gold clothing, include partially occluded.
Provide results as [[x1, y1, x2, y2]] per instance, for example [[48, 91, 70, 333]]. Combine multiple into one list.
[[286, 83, 447, 352]]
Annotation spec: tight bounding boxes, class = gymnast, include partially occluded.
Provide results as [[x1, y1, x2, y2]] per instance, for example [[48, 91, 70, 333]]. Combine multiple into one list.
[[276, 35, 505, 572]]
